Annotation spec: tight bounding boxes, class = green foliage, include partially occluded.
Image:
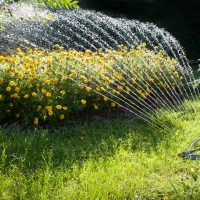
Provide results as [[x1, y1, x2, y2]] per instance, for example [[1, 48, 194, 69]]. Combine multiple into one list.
[[2, 0, 79, 9], [35, 0, 79, 9]]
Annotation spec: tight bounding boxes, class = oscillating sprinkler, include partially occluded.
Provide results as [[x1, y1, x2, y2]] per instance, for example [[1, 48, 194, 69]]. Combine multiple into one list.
[[178, 138, 200, 160]]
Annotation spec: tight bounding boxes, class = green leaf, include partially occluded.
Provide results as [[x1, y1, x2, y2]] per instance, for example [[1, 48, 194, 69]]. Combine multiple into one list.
[[34, 0, 79, 9]]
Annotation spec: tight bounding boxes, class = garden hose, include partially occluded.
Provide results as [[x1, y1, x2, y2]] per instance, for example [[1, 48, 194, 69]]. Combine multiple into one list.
[[178, 138, 200, 160]]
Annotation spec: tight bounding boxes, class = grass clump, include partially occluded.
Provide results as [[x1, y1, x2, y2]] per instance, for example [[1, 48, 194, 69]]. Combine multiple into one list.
[[0, 44, 184, 125]]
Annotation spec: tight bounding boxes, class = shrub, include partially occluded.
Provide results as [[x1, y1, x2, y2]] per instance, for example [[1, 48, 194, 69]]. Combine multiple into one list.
[[0, 44, 184, 125], [3, 0, 79, 9], [35, 0, 79, 9]]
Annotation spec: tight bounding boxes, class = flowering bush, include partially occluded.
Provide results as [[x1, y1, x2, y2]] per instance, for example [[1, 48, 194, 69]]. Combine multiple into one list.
[[0, 44, 184, 125]]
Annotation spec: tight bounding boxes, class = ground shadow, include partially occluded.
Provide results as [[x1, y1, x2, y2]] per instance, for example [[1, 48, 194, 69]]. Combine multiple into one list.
[[0, 115, 180, 173]]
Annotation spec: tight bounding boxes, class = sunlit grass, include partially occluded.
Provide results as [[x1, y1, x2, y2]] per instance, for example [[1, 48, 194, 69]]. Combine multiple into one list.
[[0, 100, 200, 199]]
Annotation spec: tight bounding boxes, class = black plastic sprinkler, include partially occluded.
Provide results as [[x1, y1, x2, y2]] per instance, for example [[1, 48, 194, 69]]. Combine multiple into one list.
[[178, 138, 200, 160]]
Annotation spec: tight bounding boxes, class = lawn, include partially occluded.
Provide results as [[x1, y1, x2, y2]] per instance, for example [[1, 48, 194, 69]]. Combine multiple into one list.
[[0, 100, 200, 199]]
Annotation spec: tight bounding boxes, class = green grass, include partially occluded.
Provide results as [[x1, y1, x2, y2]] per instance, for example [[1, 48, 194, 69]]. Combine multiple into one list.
[[0, 100, 200, 199]]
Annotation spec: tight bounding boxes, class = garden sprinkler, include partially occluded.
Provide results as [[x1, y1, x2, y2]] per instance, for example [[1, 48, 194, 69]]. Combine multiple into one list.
[[178, 138, 200, 160]]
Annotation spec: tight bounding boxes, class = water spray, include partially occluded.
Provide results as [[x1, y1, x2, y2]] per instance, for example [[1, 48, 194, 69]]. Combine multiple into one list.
[[0, 3, 199, 161]]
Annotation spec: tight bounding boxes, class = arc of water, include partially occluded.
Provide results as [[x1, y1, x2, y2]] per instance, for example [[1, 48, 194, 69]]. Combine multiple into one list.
[[40, 10, 194, 122], [79, 12, 183, 112], [101, 15, 195, 113], [45, 14, 177, 121], [81, 12, 194, 114], [91, 14, 184, 113], [115, 18, 196, 114], [128, 26, 193, 114], [157, 29, 198, 109], [0, 21, 37, 50], [178, 45, 200, 97], [132, 23, 186, 105], [111, 18, 191, 113], [55, 12, 180, 114], [157, 29, 198, 98], [61, 12, 186, 116]]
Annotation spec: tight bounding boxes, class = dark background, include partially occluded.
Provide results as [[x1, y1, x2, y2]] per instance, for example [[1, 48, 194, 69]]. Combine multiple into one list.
[[79, 0, 200, 61]]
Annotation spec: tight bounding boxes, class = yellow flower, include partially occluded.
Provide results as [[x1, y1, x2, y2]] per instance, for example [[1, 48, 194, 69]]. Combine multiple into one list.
[[111, 102, 116, 107], [10, 72, 15, 77], [32, 92, 37, 97], [3, 66, 10, 71], [24, 94, 29, 99], [69, 73, 75, 78], [63, 106, 68, 111], [96, 87, 100, 92], [103, 96, 108, 101], [60, 90, 65, 95], [17, 47, 22, 52], [81, 99, 86, 105], [100, 87, 105, 91], [59, 114, 65, 120], [41, 89, 47, 94], [0, 94, 2, 101], [35, 74, 40, 79], [13, 93, 19, 98], [6, 87, 11, 92], [56, 105, 62, 110], [15, 87, 20, 92], [148, 78, 154, 83], [46, 106, 52, 111], [46, 92, 51, 97], [83, 79, 88, 83], [45, 79, 51, 84], [112, 89, 116, 94], [48, 111, 53, 116], [37, 105, 42, 111], [61, 76, 67, 81], [33, 117, 39, 126], [117, 86, 123, 92], [9, 81, 15, 86], [93, 104, 98, 110], [86, 87, 91, 92], [173, 71, 178, 76], [18, 72, 23, 79], [131, 77, 137, 84]]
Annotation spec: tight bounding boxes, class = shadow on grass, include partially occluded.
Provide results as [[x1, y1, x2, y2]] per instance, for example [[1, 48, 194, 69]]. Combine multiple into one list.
[[0, 116, 179, 173]]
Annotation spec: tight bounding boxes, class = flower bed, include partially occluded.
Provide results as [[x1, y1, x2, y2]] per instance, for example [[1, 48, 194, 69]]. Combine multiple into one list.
[[0, 44, 184, 125]]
